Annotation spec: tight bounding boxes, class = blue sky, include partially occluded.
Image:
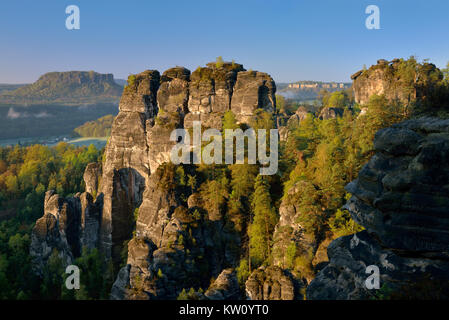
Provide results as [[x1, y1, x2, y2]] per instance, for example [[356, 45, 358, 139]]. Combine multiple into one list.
[[0, 0, 448, 84]]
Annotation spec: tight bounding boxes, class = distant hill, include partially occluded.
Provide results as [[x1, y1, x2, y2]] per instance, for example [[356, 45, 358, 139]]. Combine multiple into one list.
[[114, 79, 127, 86], [0, 71, 123, 105], [74, 114, 114, 137], [278, 80, 352, 101], [0, 84, 28, 94]]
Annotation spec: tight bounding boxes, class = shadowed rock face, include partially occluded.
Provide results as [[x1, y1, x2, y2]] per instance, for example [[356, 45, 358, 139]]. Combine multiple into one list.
[[307, 117, 449, 300], [111, 164, 242, 300], [100, 70, 160, 264], [30, 184, 102, 276]]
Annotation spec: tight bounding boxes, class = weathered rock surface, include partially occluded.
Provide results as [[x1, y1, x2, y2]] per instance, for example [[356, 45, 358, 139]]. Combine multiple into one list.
[[99, 61, 277, 270], [287, 106, 310, 127], [271, 180, 322, 283], [30, 164, 102, 275], [231, 71, 276, 124], [185, 62, 244, 129], [307, 117, 449, 299], [351, 58, 443, 107], [245, 266, 302, 300], [204, 268, 240, 300], [83, 162, 102, 195], [100, 70, 159, 264], [319, 107, 344, 120], [112, 164, 241, 299]]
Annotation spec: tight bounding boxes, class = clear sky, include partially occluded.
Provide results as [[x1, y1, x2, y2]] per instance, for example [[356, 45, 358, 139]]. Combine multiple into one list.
[[0, 0, 448, 84]]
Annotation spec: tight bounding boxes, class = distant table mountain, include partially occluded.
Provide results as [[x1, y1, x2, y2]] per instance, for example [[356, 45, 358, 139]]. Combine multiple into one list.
[[0, 71, 124, 105]]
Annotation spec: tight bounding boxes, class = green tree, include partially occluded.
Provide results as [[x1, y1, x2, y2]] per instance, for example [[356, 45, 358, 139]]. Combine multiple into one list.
[[248, 175, 278, 267]]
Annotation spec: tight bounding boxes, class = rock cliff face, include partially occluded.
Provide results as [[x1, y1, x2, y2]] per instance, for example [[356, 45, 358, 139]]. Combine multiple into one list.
[[351, 58, 443, 107], [100, 70, 160, 265], [30, 187, 102, 275], [307, 117, 449, 299], [98, 61, 276, 274]]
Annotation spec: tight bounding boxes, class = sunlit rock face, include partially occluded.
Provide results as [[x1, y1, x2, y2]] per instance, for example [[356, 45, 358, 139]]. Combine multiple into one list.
[[98, 61, 277, 272], [307, 117, 449, 300]]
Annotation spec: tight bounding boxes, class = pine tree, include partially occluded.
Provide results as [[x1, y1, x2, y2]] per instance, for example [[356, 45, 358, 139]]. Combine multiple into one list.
[[248, 175, 278, 267]]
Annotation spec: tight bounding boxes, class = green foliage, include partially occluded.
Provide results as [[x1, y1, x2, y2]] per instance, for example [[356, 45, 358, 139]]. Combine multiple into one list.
[[74, 114, 114, 137], [0, 143, 104, 299], [215, 56, 224, 68], [72, 247, 113, 300], [322, 90, 350, 109], [236, 258, 250, 287], [222, 110, 239, 131], [248, 175, 278, 267], [328, 208, 364, 238]]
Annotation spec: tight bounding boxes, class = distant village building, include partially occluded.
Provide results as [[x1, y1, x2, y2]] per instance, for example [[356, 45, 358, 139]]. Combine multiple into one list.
[[287, 81, 350, 90]]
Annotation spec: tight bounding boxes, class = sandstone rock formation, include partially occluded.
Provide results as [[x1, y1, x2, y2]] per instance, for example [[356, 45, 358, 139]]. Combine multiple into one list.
[[271, 180, 323, 283], [231, 71, 276, 124], [83, 162, 102, 195], [287, 106, 310, 128], [204, 268, 240, 300], [111, 163, 242, 299], [245, 266, 303, 300], [307, 117, 449, 299], [318, 107, 344, 120], [30, 179, 102, 275], [351, 58, 443, 107], [98, 61, 276, 272]]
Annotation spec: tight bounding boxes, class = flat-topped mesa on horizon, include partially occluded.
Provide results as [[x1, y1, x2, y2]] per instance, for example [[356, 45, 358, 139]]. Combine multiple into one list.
[[99, 60, 277, 267], [0, 71, 123, 105]]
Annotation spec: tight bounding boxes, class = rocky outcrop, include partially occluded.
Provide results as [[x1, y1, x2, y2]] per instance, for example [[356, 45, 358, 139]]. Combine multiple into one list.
[[307, 117, 449, 299], [351, 58, 444, 107], [231, 71, 276, 124], [287, 106, 310, 128], [204, 268, 240, 300], [245, 266, 303, 300], [30, 164, 102, 275], [112, 164, 242, 299], [83, 162, 102, 195], [185, 62, 244, 129], [271, 180, 322, 283], [319, 107, 344, 120], [100, 70, 160, 264], [99, 61, 276, 270]]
